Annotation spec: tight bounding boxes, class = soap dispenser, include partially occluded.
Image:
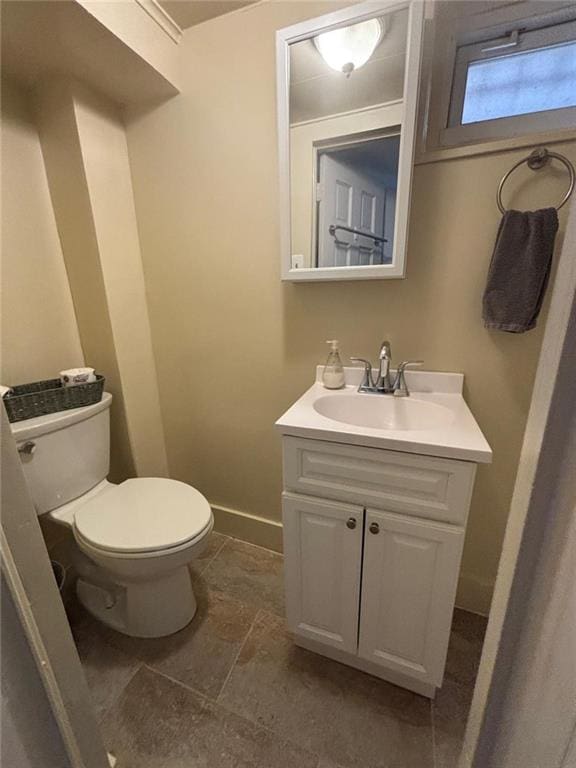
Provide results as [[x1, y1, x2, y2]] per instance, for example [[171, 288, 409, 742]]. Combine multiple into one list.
[[322, 340, 345, 389]]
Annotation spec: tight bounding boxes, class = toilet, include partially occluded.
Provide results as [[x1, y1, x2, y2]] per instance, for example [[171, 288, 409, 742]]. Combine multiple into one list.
[[11, 392, 213, 638]]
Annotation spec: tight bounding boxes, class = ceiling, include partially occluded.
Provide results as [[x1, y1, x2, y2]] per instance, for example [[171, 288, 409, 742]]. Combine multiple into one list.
[[159, 1, 257, 29]]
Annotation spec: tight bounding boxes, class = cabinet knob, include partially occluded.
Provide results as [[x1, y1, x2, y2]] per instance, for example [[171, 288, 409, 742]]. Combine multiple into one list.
[[346, 517, 357, 530], [369, 522, 380, 534]]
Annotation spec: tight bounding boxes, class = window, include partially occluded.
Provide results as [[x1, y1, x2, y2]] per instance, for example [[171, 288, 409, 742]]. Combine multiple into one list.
[[438, 7, 576, 147], [460, 40, 576, 124]]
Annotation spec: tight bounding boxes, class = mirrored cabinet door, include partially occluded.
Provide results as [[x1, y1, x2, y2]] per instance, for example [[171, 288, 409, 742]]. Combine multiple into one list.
[[277, 1, 424, 281]]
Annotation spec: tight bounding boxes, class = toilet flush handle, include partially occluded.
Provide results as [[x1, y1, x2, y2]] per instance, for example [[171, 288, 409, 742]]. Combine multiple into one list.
[[18, 440, 36, 456]]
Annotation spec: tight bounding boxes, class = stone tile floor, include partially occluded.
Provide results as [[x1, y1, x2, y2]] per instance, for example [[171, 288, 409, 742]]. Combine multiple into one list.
[[68, 533, 487, 768]]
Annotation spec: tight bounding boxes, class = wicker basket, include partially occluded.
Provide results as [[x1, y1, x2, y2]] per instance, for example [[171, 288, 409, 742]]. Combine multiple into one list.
[[3, 375, 105, 423]]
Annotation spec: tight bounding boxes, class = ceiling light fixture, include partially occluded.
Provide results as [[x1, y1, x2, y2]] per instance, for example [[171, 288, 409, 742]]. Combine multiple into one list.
[[314, 18, 384, 77]]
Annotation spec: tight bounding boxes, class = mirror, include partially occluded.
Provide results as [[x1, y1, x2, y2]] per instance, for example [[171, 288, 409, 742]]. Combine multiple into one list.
[[277, 1, 424, 281]]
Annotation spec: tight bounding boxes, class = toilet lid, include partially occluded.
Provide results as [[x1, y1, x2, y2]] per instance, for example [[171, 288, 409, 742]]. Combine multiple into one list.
[[74, 478, 212, 554]]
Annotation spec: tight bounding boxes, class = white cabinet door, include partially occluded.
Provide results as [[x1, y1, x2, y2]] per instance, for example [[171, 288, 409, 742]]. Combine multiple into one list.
[[282, 492, 363, 654], [359, 509, 464, 686]]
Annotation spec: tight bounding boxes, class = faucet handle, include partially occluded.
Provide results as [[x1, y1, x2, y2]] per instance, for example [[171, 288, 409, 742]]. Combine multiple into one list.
[[393, 360, 423, 397], [397, 359, 423, 373], [350, 357, 375, 390]]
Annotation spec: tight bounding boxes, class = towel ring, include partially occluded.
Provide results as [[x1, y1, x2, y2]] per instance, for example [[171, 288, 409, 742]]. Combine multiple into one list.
[[497, 148, 575, 214]]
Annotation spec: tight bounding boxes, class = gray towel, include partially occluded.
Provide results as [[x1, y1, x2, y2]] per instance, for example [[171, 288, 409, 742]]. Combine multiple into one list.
[[483, 208, 559, 333]]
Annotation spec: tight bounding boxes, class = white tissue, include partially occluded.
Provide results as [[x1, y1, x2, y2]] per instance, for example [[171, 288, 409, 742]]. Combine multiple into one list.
[[60, 367, 95, 386]]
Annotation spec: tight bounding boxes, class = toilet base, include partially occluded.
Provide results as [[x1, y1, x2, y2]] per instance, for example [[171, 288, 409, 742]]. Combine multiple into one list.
[[77, 565, 197, 638]]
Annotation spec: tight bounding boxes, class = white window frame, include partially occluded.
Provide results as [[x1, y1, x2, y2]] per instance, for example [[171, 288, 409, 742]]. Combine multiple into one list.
[[427, 2, 576, 152], [446, 16, 576, 144]]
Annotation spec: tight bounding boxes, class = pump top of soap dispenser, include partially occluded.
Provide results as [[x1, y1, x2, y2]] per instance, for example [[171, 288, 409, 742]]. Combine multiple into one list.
[[323, 340, 345, 390]]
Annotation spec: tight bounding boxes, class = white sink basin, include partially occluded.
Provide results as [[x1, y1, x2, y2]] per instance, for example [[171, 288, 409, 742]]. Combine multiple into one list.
[[313, 394, 454, 431], [276, 367, 492, 463]]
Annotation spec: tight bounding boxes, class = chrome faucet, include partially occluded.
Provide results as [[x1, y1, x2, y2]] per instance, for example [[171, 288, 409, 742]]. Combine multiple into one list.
[[376, 341, 393, 392], [351, 342, 423, 396]]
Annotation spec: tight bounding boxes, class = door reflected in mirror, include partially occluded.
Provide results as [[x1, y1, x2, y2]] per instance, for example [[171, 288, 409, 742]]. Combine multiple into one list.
[[314, 134, 400, 268], [278, 2, 424, 281]]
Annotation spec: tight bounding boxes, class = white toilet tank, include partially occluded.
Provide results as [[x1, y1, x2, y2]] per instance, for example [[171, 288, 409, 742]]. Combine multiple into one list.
[[11, 393, 113, 515]]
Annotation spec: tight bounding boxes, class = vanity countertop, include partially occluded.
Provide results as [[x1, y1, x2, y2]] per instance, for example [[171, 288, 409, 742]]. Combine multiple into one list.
[[276, 368, 492, 464]]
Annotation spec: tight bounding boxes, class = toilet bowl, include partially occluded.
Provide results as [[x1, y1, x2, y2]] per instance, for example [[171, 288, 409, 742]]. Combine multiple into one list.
[[11, 393, 214, 638], [53, 477, 213, 637]]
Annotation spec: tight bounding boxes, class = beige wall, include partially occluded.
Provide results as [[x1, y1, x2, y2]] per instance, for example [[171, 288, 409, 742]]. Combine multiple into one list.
[[1, 74, 169, 484], [76, 0, 182, 91], [125, 1, 576, 613], [72, 82, 169, 478], [1, 79, 84, 384], [35, 78, 168, 481], [35, 78, 135, 481], [2, 0, 180, 109]]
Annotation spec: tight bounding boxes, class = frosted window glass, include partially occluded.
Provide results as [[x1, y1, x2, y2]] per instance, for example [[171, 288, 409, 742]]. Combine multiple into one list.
[[462, 41, 576, 124]]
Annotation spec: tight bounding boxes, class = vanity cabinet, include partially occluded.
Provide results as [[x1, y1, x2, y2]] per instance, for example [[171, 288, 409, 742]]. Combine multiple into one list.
[[281, 436, 477, 698]]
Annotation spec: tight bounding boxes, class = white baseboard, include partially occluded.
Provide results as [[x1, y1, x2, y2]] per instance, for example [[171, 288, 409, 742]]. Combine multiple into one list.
[[211, 504, 283, 553]]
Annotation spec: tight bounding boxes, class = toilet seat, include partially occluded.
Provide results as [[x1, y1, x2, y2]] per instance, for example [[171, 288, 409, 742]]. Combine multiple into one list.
[[75, 519, 213, 561], [73, 478, 212, 555]]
